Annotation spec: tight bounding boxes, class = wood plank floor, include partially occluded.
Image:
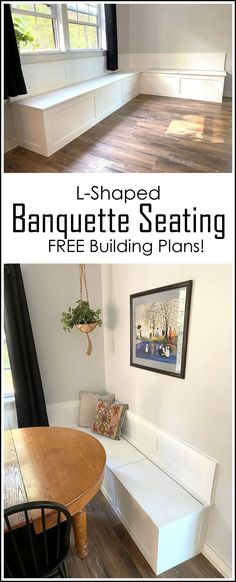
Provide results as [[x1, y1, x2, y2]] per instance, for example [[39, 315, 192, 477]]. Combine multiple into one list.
[[65, 491, 223, 578], [4, 95, 232, 173]]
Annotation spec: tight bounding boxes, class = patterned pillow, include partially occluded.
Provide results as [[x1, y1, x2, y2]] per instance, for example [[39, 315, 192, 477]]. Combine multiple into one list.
[[91, 400, 128, 440], [78, 391, 115, 427]]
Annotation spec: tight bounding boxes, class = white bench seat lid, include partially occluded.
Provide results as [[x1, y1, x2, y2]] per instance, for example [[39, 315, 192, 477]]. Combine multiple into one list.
[[114, 460, 204, 527], [14, 72, 138, 110], [76, 428, 144, 470], [142, 68, 226, 77]]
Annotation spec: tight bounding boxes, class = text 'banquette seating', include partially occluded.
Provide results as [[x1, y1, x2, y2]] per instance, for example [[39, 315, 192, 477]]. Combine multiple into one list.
[[77, 411, 217, 576], [11, 53, 226, 158]]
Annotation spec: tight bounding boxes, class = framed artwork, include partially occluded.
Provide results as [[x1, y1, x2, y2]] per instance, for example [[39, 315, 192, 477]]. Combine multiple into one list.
[[130, 280, 193, 379]]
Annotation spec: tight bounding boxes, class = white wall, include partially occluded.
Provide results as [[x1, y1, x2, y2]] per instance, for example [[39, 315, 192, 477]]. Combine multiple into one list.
[[21, 264, 106, 406], [102, 264, 232, 569]]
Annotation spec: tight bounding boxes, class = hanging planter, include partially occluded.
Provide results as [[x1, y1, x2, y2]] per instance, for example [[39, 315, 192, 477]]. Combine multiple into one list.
[[60, 266, 102, 355]]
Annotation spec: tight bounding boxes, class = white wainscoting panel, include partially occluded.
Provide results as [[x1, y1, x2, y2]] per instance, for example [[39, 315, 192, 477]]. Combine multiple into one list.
[[47, 400, 79, 427], [180, 76, 224, 103], [95, 82, 122, 117], [122, 411, 217, 506], [49, 95, 96, 148], [141, 72, 180, 97], [21, 55, 107, 98], [129, 52, 226, 72]]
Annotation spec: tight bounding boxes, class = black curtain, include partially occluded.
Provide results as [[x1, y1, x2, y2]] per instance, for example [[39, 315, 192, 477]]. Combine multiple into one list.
[[4, 4, 27, 99], [104, 5, 118, 71], [4, 265, 49, 428]]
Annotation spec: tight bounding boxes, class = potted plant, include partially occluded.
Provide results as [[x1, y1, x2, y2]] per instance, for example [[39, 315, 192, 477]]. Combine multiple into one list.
[[13, 18, 35, 49], [61, 300, 102, 355]]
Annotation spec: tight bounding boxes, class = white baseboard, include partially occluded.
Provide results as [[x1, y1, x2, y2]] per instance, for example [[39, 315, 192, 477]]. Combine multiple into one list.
[[4, 136, 18, 152], [202, 542, 232, 579]]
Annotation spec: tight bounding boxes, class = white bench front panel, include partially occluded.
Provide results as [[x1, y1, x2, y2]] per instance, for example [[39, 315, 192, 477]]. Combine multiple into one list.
[[101, 461, 207, 575], [49, 95, 96, 147], [157, 512, 204, 574], [95, 83, 122, 117], [140, 70, 225, 103], [115, 478, 158, 570], [180, 76, 224, 103], [13, 107, 46, 155], [122, 74, 140, 101], [141, 73, 180, 97]]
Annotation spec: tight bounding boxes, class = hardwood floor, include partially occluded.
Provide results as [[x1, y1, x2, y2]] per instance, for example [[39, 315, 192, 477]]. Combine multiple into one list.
[[65, 491, 223, 579], [4, 95, 232, 173]]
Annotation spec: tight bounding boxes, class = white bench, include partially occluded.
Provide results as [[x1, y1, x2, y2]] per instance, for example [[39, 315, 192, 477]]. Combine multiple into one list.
[[140, 68, 226, 103], [12, 71, 140, 157], [11, 53, 227, 157], [77, 411, 217, 575]]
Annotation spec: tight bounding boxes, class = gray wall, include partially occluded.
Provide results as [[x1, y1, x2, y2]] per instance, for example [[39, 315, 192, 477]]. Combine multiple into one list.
[[117, 3, 232, 94], [117, 4, 130, 54], [21, 264, 105, 405]]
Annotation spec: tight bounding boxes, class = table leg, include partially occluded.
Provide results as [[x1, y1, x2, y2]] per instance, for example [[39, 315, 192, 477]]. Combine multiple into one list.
[[72, 509, 89, 558]]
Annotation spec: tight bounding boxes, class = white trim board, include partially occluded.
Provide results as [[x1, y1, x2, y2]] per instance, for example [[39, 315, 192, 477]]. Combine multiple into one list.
[[202, 542, 232, 579]]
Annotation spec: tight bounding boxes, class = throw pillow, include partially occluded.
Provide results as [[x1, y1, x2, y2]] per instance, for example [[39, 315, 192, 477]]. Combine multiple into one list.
[[78, 391, 115, 427], [91, 400, 128, 440]]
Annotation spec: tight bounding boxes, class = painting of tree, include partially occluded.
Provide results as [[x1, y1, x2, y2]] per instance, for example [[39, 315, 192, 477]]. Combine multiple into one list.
[[143, 298, 179, 339], [156, 298, 179, 338], [143, 302, 159, 338]]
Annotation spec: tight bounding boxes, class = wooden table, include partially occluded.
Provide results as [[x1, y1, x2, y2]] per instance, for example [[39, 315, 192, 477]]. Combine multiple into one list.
[[4, 427, 106, 558]]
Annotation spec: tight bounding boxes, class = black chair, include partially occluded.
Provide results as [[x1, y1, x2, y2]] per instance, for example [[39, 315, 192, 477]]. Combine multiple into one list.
[[4, 500, 72, 578]]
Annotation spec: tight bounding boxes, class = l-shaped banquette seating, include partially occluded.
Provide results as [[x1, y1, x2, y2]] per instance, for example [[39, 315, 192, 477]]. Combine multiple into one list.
[[11, 52, 227, 157], [76, 410, 217, 575]]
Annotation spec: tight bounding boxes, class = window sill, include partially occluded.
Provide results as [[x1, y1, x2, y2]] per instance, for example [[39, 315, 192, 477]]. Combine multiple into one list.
[[4, 395, 15, 404], [20, 49, 107, 65]]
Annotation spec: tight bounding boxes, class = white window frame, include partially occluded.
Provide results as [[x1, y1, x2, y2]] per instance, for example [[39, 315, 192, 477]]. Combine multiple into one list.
[[11, 3, 60, 51], [10, 3, 106, 60]]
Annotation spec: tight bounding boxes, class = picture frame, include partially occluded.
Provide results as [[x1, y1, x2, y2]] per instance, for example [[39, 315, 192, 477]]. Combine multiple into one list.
[[130, 280, 193, 379]]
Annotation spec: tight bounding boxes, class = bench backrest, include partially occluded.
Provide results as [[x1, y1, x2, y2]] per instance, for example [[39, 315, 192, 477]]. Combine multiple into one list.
[[122, 411, 216, 506], [130, 52, 226, 72]]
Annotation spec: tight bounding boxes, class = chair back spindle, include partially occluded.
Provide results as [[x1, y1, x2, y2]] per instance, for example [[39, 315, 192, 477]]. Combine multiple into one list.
[[4, 500, 72, 579]]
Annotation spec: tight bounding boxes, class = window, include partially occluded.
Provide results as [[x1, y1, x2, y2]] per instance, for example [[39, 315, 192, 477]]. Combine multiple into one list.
[[11, 3, 58, 52], [67, 3, 100, 49], [3, 332, 15, 398], [10, 3, 105, 53]]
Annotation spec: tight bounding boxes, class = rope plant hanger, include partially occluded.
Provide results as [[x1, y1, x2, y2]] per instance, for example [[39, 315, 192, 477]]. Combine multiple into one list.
[[77, 265, 97, 355], [60, 265, 102, 356]]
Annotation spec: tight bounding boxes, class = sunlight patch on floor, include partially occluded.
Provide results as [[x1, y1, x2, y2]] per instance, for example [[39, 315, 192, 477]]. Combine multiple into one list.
[[166, 116, 224, 143], [166, 116, 205, 140]]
